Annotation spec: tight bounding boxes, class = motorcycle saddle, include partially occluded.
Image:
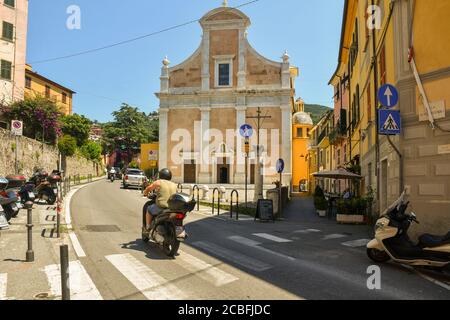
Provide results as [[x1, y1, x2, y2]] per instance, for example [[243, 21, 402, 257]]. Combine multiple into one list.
[[419, 231, 450, 248]]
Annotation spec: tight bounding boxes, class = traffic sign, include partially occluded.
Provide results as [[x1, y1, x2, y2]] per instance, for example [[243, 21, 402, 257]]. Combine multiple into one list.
[[378, 109, 401, 135], [244, 140, 250, 154], [11, 120, 23, 136], [276, 159, 285, 173], [378, 84, 399, 108], [239, 124, 253, 139]]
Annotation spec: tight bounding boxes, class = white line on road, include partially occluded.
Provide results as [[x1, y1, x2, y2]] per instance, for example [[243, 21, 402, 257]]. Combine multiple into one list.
[[0, 273, 7, 300], [294, 229, 322, 234], [44, 260, 103, 300], [177, 250, 238, 287], [341, 239, 370, 248], [415, 270, 450, 291], [252, 233, 292, 243], [193, 241, 272, 272], [322, 234, 348, 241], [106, 254, 185, 300], [229, 236, 297, 262], [69, 232, 86, 258]]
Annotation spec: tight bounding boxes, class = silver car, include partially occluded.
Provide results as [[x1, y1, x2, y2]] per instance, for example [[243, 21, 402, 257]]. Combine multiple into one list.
[[122, 169, 147, 189]]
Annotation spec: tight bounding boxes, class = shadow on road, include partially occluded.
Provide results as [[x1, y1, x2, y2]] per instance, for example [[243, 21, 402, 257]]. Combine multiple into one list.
[[120, 238, 177, 261]]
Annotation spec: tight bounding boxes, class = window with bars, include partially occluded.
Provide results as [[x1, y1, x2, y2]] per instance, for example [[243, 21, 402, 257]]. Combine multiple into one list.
[[2, 21, 13, 41], [62, 92, 67, 104], [0, 59, 12, 80], [4, 0, 15, 8]]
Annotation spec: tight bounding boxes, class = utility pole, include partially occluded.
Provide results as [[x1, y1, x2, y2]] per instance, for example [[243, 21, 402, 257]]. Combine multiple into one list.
[[246, 107, 271, 202]]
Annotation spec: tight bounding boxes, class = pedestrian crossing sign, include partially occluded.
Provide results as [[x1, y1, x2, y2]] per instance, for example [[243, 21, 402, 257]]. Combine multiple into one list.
[[378, 109, 401, 135]]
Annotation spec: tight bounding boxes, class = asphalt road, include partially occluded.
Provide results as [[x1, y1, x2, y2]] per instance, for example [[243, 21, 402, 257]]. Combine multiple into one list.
[[68, 180, 450, 300]]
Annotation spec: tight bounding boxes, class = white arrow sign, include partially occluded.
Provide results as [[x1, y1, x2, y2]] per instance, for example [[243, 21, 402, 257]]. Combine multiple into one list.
[[384, 86, 393, 107]]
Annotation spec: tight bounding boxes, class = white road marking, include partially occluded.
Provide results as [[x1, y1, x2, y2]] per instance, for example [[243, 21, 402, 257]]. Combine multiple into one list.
[[229, 236, 297, 262], [44, 260, 102, 300], [322, 234, 348, 240], [69, 232, 86, 258], [177, 250, 238, 287], [341, 239, 370, 248], [106, 254, 185, 300], [0, 273, 7, 300], [193, 241, 272, 272], [294, 229, 321, 234], [252, 233, 292, 243], [415, 270, 450, 291]]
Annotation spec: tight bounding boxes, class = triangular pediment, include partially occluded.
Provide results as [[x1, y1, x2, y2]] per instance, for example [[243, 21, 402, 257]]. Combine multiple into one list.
[[206, 11, 244, 21]]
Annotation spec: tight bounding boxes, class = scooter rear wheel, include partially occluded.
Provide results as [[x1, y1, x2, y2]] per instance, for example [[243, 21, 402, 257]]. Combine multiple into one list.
[[367, 248, 390, 263], [163, 227, 180, 257]]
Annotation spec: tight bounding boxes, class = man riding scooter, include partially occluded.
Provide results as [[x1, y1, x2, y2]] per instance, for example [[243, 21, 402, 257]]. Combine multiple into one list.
[[142, 168, 178, 237]]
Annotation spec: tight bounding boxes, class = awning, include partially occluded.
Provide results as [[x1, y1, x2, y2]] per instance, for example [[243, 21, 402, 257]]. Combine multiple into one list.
[[313, 168, 362, 180]]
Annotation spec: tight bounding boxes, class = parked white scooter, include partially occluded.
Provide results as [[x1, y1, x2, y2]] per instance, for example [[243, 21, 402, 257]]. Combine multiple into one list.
[[367, 191, 450, 269]]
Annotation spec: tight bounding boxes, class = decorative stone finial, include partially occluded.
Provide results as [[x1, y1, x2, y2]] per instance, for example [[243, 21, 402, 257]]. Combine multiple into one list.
[[282, 50, 290, 63], [222, 0, 228, 7], [162, 55, 170, 67]]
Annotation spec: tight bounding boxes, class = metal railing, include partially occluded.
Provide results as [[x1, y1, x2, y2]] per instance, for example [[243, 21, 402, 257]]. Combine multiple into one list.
[[230, 189, 239, 221], [212, 188, 221, 216]]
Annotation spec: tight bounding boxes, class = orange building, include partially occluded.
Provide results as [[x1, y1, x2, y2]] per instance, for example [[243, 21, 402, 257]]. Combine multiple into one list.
[[292, 98, 313, 192]]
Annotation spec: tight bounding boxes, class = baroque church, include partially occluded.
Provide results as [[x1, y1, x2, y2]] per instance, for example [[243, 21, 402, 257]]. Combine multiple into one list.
[[156, 3, 298, 186]]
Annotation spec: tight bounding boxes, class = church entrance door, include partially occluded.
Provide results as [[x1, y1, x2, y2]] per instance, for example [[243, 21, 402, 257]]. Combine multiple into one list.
[[184, 160, 196, 184]]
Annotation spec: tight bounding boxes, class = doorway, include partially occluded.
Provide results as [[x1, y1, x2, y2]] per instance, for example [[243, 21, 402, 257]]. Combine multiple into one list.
[[184, 160, 196, 184], [217, 157, 230, 184]]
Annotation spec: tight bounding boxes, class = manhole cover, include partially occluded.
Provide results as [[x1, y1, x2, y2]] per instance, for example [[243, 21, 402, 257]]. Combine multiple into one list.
[[84, 225, 121, 232]]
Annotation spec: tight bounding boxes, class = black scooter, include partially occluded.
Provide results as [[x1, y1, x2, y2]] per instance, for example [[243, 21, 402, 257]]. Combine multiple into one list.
[[142, 192, 195, 257], [0, 177, 19, 223]]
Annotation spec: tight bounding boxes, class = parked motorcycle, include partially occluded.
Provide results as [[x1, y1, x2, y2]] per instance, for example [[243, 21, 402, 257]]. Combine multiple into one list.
[[0, 177, 19, 222], [25, 169, 60, 205], [5, 174, 28, 210], [109, 174, 114, 182], [367, 191, 450, 270], [142, 192, 195, 257]]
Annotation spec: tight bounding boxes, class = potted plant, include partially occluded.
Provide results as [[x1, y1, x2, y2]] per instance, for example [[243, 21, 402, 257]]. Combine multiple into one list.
[[314, 186, 328, 217], [336, 197, 367, 224]]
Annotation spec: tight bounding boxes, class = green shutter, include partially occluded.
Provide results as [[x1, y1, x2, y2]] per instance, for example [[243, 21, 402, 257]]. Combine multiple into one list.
[[4, 0, 15, 8], [2, 21, 14, 41], [1, 60, 12, 80]]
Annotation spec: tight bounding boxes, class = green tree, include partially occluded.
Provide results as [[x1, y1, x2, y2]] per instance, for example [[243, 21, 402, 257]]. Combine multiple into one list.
[[102, 104, 159, 159], [80, 141, 102, 162], [58, 135, 77, 156], [61, 114, 92, 147], [0, 95, 63, 144]]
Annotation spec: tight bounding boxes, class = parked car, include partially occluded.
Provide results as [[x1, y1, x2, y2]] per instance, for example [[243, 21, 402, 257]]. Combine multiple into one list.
[[122, 169, 147, 189], [113, 167, 123, 179]]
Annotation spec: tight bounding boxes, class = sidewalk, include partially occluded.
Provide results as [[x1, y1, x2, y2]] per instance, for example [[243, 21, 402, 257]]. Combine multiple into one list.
[[0, 177, 103, 300]]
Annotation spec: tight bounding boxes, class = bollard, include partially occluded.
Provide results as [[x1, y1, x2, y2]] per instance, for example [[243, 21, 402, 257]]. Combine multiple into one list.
[[56, 197, 62, 238], [25, 202, 34, 262], [60, 245, 70, 300], [192, 185, 200, 211], [230, 189, 239, 220]]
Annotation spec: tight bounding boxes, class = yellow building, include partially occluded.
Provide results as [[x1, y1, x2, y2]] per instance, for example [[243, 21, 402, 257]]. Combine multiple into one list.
[[25, 64, 75, 115], [292, 98, 313, 192], [330, 0, 450, 236], [140, 143, 159, 171]]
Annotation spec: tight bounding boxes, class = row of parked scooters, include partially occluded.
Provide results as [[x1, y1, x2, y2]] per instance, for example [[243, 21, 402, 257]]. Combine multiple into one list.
[[0, 169, 62, 229]]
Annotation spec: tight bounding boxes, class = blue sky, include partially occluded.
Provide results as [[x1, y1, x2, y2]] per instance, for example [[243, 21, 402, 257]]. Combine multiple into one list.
[[26, 0, 344, 122]]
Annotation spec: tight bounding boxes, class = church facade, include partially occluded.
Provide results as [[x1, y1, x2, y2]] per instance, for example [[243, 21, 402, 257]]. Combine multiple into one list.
[[156, 5, 297, 186]]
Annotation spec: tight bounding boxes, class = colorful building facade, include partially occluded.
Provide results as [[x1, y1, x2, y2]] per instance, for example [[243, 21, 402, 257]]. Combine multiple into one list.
[[25, 64, 75, 115]]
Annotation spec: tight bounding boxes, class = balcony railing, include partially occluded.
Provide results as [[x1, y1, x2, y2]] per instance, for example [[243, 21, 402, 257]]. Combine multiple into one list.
[[318, 129, 327, 145]]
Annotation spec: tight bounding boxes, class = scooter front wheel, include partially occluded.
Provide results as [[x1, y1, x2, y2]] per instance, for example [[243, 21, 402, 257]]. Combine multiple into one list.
[[367, 248, 390, 263]]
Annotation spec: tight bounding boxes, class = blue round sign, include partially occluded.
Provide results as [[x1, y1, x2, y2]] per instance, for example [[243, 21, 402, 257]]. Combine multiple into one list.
[[378, 84, 399, 109], [239, 124, 253, 138], [276, 159, 285, 173]]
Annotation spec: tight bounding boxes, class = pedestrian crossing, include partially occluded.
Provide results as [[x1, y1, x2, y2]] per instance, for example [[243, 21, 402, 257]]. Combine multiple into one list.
[[0, 229, 371, 300]]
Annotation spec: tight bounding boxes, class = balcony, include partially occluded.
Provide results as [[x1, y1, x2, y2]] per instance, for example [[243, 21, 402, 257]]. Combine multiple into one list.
[[329, 123, 347, 146]]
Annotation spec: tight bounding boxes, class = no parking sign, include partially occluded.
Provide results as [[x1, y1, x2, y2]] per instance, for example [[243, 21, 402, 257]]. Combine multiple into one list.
[[11, 120, 23, 136]]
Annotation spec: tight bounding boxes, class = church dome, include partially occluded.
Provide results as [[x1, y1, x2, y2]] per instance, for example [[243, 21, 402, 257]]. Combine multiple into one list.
[[293, 112, 313, 126]]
